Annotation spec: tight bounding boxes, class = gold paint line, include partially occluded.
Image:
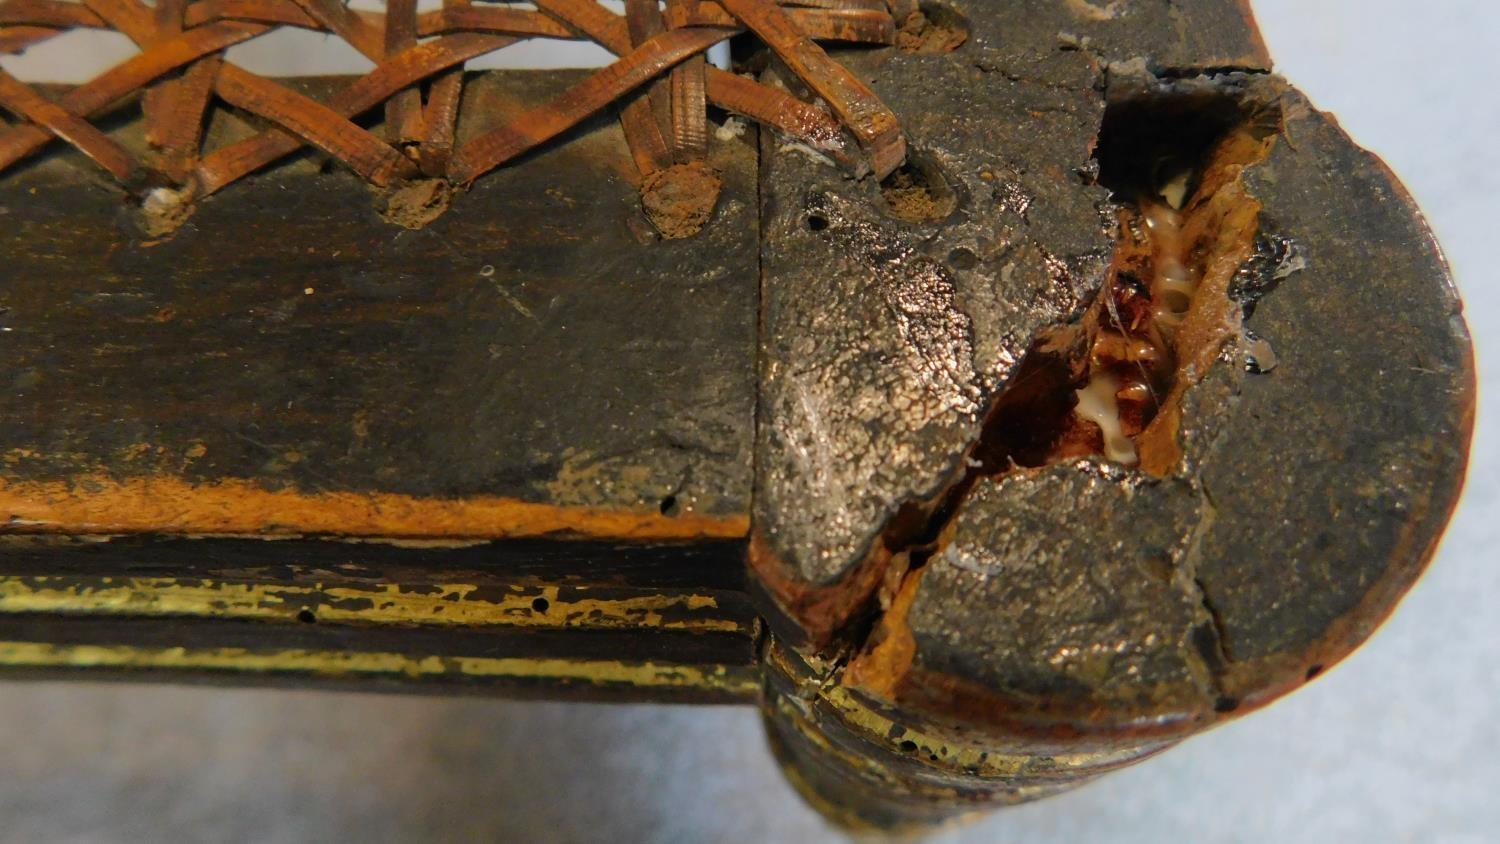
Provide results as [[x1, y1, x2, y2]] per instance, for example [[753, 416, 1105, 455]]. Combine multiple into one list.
[[0, 641, 762, 695], [0, 577, 750, 634], [0, 475, 749, 540], [821, 685, 1155, 779]]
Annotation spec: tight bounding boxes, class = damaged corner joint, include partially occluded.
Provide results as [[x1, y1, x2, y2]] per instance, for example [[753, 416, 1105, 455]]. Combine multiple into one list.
[[751, 65, 1471, 832]]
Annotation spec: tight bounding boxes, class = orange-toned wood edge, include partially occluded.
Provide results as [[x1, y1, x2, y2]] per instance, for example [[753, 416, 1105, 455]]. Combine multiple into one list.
[[0, 475, 748, 540]]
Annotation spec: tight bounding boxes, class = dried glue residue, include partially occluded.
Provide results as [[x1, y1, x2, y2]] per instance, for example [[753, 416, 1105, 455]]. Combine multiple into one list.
[[1158, 166, 1193, 211], [1075, 372, 1138, 466], [1144, 202, 1199, 329], [1069, 195, 1205, 469], [1242, 331, 1278, 374]]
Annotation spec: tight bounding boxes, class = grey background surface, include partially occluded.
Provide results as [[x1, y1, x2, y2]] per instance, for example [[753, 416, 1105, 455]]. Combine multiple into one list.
[[1, 1, 1496, 842]]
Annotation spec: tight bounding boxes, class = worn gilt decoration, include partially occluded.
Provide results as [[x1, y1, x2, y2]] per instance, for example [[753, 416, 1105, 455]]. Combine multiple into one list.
[[0, 0, 1475, 832]]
